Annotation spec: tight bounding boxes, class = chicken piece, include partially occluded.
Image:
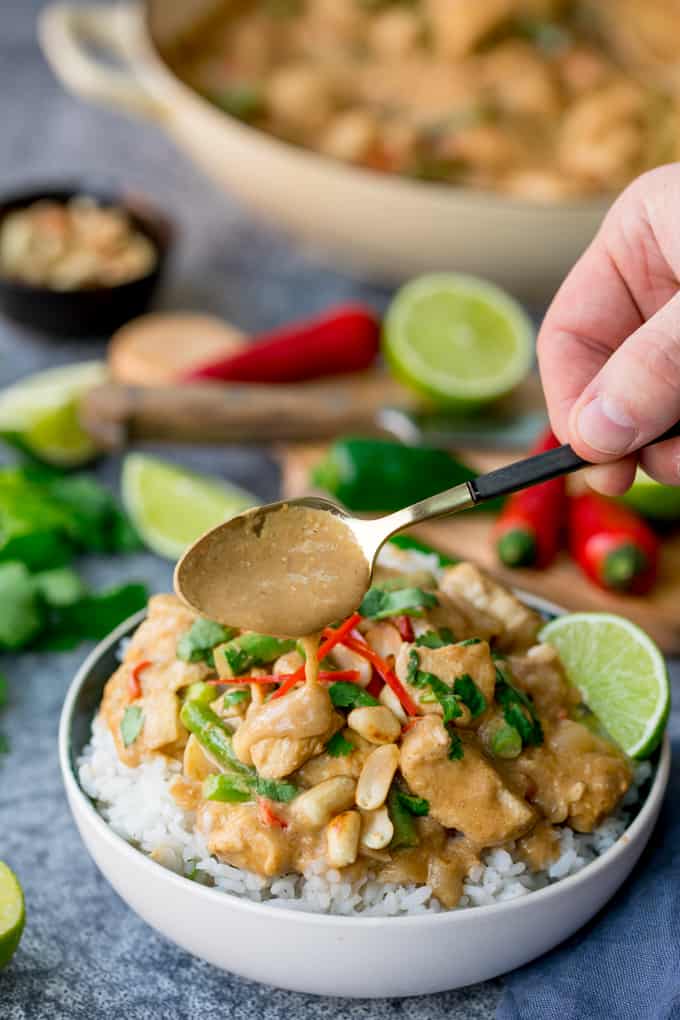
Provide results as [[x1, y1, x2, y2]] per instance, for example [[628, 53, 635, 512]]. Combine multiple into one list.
[[198, 802, 295, 877], [424, 0, 514, 59], [143, 690, 182, 752], [101, 594, 207, 766], [507, 644, 579, 722], [295, 730, 374, 786], [232, 682, 341, 779], [425, 591, 502, 644], [439, 563, 540, 651], [502, 719, 632, 832], [400, 716, 536, 846], [395, 640, 495, 726]]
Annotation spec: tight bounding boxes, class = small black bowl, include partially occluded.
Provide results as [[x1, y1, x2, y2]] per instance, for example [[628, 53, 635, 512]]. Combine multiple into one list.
[[0, 183, 173, 338]]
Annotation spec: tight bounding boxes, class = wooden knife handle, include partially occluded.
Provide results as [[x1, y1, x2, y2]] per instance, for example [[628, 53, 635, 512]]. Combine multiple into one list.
[[80, 379, 395, 446]]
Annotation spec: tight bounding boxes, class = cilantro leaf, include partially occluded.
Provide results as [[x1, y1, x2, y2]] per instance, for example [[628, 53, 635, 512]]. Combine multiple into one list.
[[387, 787, 419, 850], [120, 705, 144, 746], [0, 562, 43, 650], [448, 733, 464, 760], [453, 674, 487, 719], [495, 668, 543, 747], [396, 792, 429, 816], [33, 567, 86, 607], [329, 682, 379, 709], [406, 650, 462, 725], [326, 732, 355, 757], [224, 689, 250, 706], [458, 638, 481, 646], [38, 583, 148, 649], [359, 586, 439, 621], [177, 618, 234, 664], [415, 628, 455, 649]]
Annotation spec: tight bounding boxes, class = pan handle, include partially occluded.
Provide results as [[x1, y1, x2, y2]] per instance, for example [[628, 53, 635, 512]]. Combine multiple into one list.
[[38, 3, 160, 119]]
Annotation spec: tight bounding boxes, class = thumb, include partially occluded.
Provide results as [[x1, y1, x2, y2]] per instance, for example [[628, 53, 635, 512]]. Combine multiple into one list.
[[569, 289, 680, 463]]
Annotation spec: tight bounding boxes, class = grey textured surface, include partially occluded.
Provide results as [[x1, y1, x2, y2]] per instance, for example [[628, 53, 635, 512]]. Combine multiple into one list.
[[0, 2, 502, 1017], [0, 4, 676, 1019]]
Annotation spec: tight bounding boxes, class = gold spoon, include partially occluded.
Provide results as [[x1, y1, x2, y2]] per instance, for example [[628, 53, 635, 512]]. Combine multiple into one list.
[[175, 425, 680, 637]]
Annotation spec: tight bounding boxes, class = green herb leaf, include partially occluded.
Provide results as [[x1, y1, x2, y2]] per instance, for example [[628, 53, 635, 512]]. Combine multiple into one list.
[[326, 732, 355, 758], [329, 682, 379, 709], [407, 650, 462, 724], [360, 586, 439, 621], [0, 562, 43, 650], [453, 674, 487, 719], [448, 733, 464, 760], [458, 638, 482, 647], [495, 669, 543, 748], [252, 776, 299, 802], [120, 705, 144, 747], [33, 567, 86, 607], [38, 583, 148, 650], [387, 787, 419, 850], [177, 618, 234, 664], [217, 633, 295, 676], [224, 689, 250, 706], [396, 792, 429, 816], [415, 628, 455, 649]]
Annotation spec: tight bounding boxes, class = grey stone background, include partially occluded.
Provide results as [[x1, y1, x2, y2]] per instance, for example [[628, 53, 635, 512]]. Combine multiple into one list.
[[0, 3, 676, 1018]]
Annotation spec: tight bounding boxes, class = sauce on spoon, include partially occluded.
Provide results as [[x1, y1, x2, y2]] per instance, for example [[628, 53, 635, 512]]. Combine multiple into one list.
[[175, 503, 370, 637]]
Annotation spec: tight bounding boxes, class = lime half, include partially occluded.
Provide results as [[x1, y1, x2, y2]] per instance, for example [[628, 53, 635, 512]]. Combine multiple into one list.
[[619, 467, 680, 521], [383, 273, 534, 409], [0, 361, 106, 466], [0, 862, 25, 969], [122, 454, 256, 561], [540, 612, 669, 759]]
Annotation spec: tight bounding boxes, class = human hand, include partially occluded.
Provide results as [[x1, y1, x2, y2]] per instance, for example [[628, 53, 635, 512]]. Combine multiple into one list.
[[538, 164, 680, 495]]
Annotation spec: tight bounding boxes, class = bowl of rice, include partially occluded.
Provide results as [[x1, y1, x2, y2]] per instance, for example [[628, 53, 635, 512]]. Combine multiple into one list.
[[59, 551, 670, 997]]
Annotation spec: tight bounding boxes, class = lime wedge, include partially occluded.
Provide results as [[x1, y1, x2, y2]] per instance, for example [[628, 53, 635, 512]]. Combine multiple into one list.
[[383, 273, 534, 409], [0, 862, 25, 968], [619, 467, 680, 521], [540, 612, 669, 759], [122, 453, 256, 561], [0, 361, 106, 466]]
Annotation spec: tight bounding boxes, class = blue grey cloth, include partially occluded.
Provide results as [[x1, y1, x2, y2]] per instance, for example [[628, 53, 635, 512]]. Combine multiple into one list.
[[498, 732, 680, 1020]]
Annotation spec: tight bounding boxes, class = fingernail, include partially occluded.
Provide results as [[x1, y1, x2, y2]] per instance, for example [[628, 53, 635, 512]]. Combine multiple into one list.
[[575, 395, 637, 456]]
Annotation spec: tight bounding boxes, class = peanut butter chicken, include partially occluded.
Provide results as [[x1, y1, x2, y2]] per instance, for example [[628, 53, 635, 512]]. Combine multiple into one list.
[[102, 551, 632, 908]]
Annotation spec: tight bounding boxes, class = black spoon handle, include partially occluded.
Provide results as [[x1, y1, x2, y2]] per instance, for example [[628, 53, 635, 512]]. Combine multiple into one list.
[[469, 420, 680, 505]]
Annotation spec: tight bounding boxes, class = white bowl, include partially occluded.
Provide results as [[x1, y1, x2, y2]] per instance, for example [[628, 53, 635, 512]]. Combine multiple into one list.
[[38, 1, 610, 302], [59, 601, 670, 998]]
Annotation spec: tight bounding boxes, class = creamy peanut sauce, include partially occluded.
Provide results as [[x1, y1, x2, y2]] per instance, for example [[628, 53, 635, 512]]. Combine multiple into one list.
[[102, 556, 635, 904], [177, 504, 370, 637]]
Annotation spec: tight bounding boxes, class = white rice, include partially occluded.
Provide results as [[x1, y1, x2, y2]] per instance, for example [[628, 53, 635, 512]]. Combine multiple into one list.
[[78, 719, 652, 917]]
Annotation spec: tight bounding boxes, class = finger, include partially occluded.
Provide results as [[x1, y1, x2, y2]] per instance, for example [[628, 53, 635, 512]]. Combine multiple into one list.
[[568, 289, 680, 462], [537, 223, 643, 444], [581, 456, 638, 497], [640, 437, 680, 486]]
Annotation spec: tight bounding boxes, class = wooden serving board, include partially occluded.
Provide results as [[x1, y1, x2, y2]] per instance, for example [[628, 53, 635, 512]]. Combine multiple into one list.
[[281, 443, 680, 655]]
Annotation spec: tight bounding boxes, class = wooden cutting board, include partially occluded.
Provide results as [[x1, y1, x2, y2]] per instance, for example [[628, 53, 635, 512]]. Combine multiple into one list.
[[281, 443, 680, 655]]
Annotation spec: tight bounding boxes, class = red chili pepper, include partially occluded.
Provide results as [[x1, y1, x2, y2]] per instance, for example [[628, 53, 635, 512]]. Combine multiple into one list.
[[494, 428, 567, 569], [182, 304, 380, 384], [257, 798, 287, 829], [128, 660, 151, 701], [271, 613, 362, 700], [395, 616, 414, 642], [341, 634, 419, 716], [366, 669, 384, 699], [208, 669, 362, 687], [568, 491, 659, 594]]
